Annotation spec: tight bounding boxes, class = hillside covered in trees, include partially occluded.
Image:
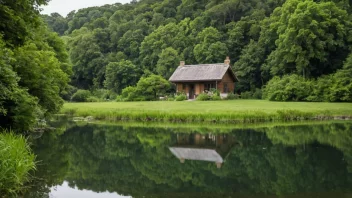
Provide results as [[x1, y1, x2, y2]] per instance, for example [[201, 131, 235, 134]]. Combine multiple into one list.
[[43, 0, 352, 102]]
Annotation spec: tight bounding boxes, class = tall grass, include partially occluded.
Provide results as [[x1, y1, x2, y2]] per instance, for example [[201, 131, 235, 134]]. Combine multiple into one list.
[[0, 131, 36, 196], [61, 101, 352, 123], [61, 108, 339, 123]]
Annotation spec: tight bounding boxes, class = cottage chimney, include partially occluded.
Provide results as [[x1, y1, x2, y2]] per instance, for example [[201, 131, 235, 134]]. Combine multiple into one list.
[[224, 56, 230, 65], [180, 61, 185, 67]]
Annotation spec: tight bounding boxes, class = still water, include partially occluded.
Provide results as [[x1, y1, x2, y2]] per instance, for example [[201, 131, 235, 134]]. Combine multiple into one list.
[[25, 120, 352, 198]]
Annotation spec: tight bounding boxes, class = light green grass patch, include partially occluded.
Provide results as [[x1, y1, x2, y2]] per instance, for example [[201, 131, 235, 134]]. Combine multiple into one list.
[[61, 100, 352, 123]]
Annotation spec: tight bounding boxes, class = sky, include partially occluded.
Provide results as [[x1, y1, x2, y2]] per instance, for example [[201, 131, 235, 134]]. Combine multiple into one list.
[[41, 0, 131, 17], [50, 182, 131, 198]]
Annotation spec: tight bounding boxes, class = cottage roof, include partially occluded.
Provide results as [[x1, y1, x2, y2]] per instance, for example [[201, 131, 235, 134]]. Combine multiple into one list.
[[169, 147, 223, 163], [169, 63, 238, 82]]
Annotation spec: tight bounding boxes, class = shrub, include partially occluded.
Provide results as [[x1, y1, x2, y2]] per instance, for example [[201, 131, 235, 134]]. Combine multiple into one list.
[[226, 92, 239, 100], [211, 95, 222, 100], [209, 88, 220, 96], [121, 86, 138, 101], [175, 94, 187, 101], [196, 93, 210, 101], [262, 75, 311, 101], [71, 90, 92, 102], [252, 88, 262, 99], [240, 91, 253, 99], [120, 75, 171, 101], [0, 132, 36, 196], [86, 96, 100, 102], [167, 97, 175, 101]]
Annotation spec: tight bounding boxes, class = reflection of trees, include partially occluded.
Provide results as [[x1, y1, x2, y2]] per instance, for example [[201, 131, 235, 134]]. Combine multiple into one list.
[[264, 123, 352, 173], [28, 122, 352, 197]]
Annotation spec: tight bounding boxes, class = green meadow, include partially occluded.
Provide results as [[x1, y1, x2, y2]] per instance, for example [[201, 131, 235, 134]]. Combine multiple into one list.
[[61, 100, 352, 123]]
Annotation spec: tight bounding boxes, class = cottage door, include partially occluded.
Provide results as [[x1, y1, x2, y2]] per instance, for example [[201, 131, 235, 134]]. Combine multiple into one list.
[[189, 84, 195, 99]]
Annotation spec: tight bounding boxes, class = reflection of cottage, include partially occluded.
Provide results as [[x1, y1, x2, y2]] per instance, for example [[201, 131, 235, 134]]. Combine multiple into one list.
[[169, 134, 237, 168], [169, 57, 238, 99]]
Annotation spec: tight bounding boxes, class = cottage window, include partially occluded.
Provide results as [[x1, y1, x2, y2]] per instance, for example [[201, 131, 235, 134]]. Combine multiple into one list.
[[204, 83, 216, 92], [223, 83, 228, 93]]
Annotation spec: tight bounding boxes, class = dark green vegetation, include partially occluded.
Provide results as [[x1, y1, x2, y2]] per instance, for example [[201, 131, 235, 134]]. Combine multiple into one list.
[[0, 0, 71, 131], [0, 0, 71, 196], [25, 120, 352, 197], [0, 131, 36, 196], [43, 0, 352, 102]]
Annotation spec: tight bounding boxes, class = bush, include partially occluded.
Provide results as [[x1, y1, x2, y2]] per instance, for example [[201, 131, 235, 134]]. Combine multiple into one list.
[[211, 95, 222, 100], [252, 88, 262, 99], [209, 88, 220, 96], [226, 92, 239, 100], [262, 75, 311, 101], [175, 94, 187, 101], [86, 96, 100, 102], [0, 132, 36, 196], [121, 86, 139, 101], [196, 93, 210, 101], [167, 97, 175, 101], [240, 91, 253, 99], [120, 75, 171, 101], [71, 90, 92, 102]]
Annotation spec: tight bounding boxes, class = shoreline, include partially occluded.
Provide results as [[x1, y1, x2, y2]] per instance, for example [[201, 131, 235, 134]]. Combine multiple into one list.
[[60, 101, 352, 124]]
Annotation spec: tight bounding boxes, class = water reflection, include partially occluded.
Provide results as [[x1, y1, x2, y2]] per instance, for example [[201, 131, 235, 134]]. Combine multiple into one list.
[[170, 134, 237, 168], [25, 121, 352, 198]]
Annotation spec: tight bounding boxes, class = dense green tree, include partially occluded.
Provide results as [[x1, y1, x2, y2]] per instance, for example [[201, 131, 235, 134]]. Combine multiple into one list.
[[193, 27, 228, 63], [267, 0, 352, 78], [120, 74, 171, 101], [0, 39, 39, 131], [43, 13, 68, 35], [0, 0, 49, 47], [0, 0, 71, 131], [104, 60, 141, 93], [13, 43, 69, 115], [69, 28, 105, 88], [136, 74, 171, 100], [156, 47, 182, 79]]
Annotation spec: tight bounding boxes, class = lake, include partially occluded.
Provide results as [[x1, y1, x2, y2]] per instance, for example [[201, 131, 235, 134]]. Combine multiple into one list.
[[25, 119, 352, 198]]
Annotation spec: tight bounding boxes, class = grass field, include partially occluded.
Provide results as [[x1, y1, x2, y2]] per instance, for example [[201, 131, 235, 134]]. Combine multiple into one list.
[[61, 100, 352, 123]]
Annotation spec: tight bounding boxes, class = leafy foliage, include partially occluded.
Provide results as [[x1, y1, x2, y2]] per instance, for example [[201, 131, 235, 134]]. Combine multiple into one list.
[[104, 60, 140, 94], [0, 1, 71, 131], [120, 75, 171, 101], [42, 0, 352, 102], [71, 90, 92, 102], [175, 93, 187, 101]]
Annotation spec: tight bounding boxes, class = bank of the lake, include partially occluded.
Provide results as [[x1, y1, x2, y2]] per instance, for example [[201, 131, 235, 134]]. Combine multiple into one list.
[[0, 132, 36, 196], [61, 100, 352, 123]]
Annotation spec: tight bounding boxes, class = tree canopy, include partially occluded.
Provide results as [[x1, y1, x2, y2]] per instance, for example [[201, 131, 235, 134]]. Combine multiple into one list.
[[42, 0, 352, 101], [0, 0, 71, 131]]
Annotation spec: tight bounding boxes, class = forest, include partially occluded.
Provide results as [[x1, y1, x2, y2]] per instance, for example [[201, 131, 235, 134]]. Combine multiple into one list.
[[1, 0, 352, 129], [1, 0, 352, 195], [43, 0, 352, 102]]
